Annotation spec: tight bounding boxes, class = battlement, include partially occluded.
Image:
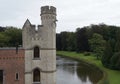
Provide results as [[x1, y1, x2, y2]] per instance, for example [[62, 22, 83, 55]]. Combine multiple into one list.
[[41, 6, 56, 15]]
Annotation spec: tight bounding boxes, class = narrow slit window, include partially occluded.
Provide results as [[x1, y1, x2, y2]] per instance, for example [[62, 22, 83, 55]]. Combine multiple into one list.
[[34, 46, 40, 58], [15, 73, 19, 80]]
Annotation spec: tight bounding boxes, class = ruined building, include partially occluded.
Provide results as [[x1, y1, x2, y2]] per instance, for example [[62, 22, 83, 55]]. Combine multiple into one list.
[[0, 6, 57, 84]]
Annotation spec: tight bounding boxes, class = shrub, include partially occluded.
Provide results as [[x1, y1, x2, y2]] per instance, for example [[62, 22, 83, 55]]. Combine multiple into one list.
[[84, 52, 91, 56], [110, 52, 120, 70]]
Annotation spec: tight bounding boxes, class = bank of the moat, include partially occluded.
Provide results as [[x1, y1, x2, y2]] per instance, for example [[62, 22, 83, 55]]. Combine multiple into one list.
[[57, 51, 109, 84], [57, 56, 104, 84]]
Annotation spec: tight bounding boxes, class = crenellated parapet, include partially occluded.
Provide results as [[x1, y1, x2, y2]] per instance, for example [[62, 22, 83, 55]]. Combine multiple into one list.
[[41, 6, 56, 15]]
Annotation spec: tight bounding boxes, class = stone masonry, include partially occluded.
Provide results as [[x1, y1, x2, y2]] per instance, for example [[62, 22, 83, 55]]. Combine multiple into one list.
[[23, 6, 57, 84]]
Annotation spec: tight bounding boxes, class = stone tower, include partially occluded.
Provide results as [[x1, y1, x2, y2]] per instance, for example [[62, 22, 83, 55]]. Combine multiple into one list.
[[22, 6, 57, 84]]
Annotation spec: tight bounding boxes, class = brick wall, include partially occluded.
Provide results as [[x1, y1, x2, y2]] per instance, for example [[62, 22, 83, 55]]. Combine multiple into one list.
[[0, 48, 25, 84]]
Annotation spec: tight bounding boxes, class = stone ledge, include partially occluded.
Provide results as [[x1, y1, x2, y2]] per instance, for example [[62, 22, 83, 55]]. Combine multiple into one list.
[[0, 47, 24, 50]]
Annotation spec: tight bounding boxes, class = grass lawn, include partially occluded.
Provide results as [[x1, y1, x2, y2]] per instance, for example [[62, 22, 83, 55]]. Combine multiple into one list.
[[57, 51, 120, 84]]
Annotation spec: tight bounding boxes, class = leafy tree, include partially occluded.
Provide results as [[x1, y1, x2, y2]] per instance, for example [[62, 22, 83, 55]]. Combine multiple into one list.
[[60, 32, 68, 51], [56, 33, 62, 50], [89, 33, 106, 59], [102, 41, 113, 65], [0, 33, 10, 47], [107, 26, 118, 40], [90, 24, 106, 35], [0, 26, 22, 47], [108, 39, 116, 52], [114, 41, 120, 52], [76, 28, 90, 52], [110, 52, 120, 69], [66, 32, 76, 51], [0, 26, 6, 32], [4, 27, 22, 46], [57, 32, 76, 51], [114, 29, 120, 52], [102, 28, 120, 70]]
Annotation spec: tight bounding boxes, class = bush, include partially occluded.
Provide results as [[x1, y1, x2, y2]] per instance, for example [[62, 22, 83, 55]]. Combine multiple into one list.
[[110, 52, 120, 70], [84, 52, 91, 56], [110, 52, 119, 65]]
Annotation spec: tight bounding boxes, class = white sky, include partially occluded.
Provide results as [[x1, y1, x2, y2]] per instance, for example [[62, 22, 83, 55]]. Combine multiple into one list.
[[0, 0, 120, 33]]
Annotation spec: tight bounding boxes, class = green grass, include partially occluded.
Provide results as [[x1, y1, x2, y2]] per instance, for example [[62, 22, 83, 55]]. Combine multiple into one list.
[[57, 51, 120, 84]]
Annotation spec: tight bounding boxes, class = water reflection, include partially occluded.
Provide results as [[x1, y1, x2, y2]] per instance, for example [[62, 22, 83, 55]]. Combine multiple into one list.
[[57, 56, 102, 84], [77, 63, 103, 84]]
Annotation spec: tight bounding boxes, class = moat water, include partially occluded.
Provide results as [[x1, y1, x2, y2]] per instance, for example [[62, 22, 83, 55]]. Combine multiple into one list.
[[56, 56, 103, 84]]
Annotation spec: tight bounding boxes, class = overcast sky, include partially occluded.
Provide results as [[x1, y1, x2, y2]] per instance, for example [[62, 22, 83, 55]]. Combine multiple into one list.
[[0, 0, 120, 33]]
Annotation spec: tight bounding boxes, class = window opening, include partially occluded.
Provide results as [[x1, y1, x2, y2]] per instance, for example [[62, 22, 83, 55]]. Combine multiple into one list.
[[34, 46, 40, 58], [15, 73, 19, 80], [33, 69, 40, 82], [0, 70, 3, 84]]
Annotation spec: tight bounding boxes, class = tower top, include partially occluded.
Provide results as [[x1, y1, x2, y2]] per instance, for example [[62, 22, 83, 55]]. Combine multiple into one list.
[[41, 6, 56, 15]]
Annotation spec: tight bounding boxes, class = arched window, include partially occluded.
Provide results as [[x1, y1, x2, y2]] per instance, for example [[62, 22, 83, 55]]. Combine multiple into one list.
[[34, 46, 40, 58], [33, 69, 40, 82]]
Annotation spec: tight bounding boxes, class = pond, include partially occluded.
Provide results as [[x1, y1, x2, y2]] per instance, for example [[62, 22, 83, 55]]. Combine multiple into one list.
[[56, 56, 103, 84]]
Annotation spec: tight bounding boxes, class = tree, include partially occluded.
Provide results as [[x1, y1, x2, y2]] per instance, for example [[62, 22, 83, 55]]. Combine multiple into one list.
[[110, 52, 120, 69], [102, 41, 113, 65], [0, 26, 22, 47], [108, 39, 116, 52], [107, 26, 118, 40], [89, 33, 106, 59], [66, 32, 76, 51], [0, 26, 6, 32], [114, 29, 120, 52], [60, 32, 68, 51], [4, 27, 22, 46], [56, 33, 62, 50], [76, 28, 90, 52], [0, 33, 10, 47], [57, 32, 76, 51], [109, 28, 120, 70]]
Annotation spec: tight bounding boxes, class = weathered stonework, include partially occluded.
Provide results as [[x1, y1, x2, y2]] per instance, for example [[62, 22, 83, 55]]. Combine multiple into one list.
[[23, 6, 57, 84]]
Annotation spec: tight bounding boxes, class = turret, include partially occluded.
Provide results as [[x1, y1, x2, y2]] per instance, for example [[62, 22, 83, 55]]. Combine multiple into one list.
[[40, 6, 57, 27], [41, 6, 56, 15]]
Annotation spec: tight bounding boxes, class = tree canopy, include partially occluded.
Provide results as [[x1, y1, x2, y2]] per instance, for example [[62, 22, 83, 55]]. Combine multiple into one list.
[[0, 26, 22, 47]]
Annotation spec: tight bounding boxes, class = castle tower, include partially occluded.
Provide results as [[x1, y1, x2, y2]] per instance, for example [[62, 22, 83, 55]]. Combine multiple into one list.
[[22, 6, 57, 84]]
